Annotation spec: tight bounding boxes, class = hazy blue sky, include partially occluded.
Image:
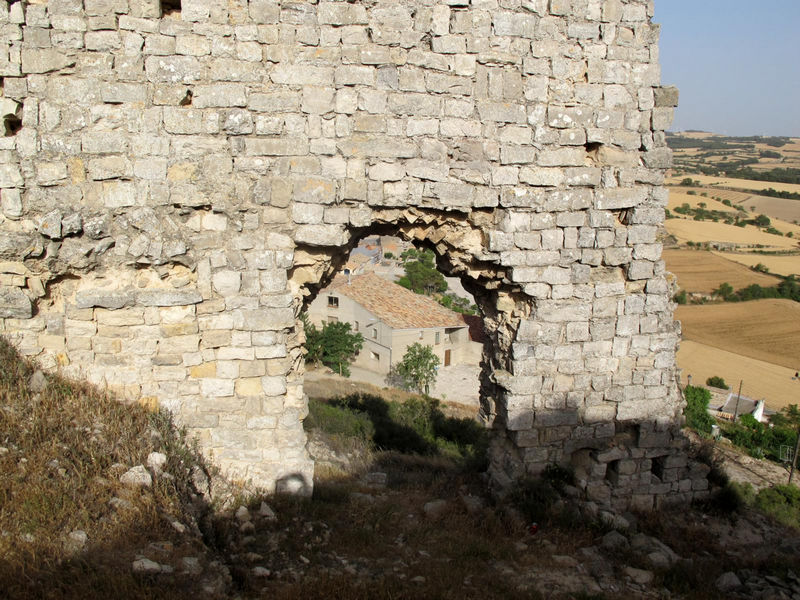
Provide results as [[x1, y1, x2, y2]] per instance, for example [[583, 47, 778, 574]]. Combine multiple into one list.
[[654, 1, 800, 137]]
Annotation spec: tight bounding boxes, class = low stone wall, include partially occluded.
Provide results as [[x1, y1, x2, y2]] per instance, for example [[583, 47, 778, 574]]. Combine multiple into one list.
[[0, 0, 703, 506]]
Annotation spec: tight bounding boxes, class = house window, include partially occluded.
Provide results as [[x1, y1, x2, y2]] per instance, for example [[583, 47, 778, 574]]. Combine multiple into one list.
[[370, 351, 380, 361], [161, 0, 181, 16], [418, 330, 423, 340], [354, 321, 359, 331], [435, 331, 441, 345], [371, 328, 377, 340], [327, 296, 339, 308]]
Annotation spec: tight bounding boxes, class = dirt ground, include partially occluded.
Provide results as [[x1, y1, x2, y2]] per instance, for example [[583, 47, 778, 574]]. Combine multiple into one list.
[[714, 251, 800, 278]]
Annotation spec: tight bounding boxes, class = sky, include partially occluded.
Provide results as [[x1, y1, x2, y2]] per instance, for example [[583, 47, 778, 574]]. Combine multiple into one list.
[[654, 1, 800, 137]]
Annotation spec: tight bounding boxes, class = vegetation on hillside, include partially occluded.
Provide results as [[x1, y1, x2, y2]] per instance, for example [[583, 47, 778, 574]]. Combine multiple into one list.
[[302, 314, 364, 377], [0, 337, 218, 600]]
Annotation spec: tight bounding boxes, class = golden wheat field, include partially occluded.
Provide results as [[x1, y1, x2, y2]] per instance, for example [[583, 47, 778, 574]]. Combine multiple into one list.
[[666, 175, 800, 195], [734, 195, 800, 224], [677, 340, 800, 412], [665, 219, 799, 248], [675, 299, 800, 371], [713, 252, 800, 278], [663, 250, 782, 292], [667, 190, 734, 211]]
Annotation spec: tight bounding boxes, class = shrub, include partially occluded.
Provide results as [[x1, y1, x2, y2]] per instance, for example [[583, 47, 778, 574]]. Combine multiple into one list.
[[684, 385, 715, 434], [706, 376, 729, 390], [754, 485, 800, 529]]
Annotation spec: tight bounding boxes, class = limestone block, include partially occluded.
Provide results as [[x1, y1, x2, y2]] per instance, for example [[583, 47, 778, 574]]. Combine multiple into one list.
[[0, 285, 32, 319], [193, 84, 247, 108]]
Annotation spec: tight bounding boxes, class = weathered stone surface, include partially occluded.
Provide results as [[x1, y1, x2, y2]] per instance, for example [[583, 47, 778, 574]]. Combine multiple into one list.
[[0, 0, 682, 509], [0, 286, 33, 319]]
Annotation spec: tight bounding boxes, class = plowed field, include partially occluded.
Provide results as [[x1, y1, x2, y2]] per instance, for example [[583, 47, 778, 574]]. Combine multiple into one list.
[[714, 251, 800, 278], [664, 250, 781, 292], [675, 299, 800, 371]]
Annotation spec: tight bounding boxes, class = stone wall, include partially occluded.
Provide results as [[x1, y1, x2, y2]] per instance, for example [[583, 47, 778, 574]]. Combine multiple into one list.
[[0, 0, 707, 506]]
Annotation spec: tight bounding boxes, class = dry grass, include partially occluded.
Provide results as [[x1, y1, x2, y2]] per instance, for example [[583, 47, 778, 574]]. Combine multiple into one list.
[[667, 189, 737, 212], [675, 299, 800, 371], [664, 249, 782, 293], [714, 251, 800, 278], [677, 340, 800, 412], [0, 337, 214, 600], [665, 219, 799, 248]]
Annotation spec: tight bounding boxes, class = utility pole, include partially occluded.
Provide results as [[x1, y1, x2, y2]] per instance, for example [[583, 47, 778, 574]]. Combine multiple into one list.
[[732, 380, 743, 421]]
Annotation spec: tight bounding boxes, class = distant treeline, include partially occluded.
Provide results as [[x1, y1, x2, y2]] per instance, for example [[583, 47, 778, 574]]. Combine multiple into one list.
[[723, 167, 800, 185], [757, 187, 800, 201], [667, 134, 790, 151], [713, 276, 800, 304]]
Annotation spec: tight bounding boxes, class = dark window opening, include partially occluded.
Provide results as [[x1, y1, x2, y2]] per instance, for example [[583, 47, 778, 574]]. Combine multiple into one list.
[[327, 296, 338, 308], [161, 0, 182, 16], [4, 113, 22, 137]]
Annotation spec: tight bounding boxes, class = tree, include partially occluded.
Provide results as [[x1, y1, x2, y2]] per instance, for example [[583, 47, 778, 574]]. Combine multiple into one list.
[[684, 385, 715, 435], [754, 214, 771, 228], [706, 376, 729, 390], [713, 282, 734, 300], [392, 343, 440, 395], [396, 249, 447, 296], [302, 316, 364, 377]]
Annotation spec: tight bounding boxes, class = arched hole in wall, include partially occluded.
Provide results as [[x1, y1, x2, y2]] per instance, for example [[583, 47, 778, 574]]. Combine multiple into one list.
[[287, 210, 528, 462]]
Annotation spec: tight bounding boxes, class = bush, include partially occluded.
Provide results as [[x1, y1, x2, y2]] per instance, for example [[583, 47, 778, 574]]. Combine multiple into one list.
[[684, 385, 715, 435], [754, 485, 800, 529], [306, 398, 375, 442], [706, 376, 729, 390]]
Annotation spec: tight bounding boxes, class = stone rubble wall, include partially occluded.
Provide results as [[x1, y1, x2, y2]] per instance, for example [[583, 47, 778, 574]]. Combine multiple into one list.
[[0, 0, 706, 505]]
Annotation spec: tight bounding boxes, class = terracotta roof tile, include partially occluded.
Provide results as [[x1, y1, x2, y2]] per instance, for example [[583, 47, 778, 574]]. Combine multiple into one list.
[[329, 273, 466, 329]]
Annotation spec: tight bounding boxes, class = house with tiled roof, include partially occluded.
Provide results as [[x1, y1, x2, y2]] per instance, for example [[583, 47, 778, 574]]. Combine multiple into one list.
[[307, 273, 481, 375]]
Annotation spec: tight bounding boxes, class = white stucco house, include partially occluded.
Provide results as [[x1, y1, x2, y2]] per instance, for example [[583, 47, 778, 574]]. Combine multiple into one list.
[[307, 273, 482, 374]]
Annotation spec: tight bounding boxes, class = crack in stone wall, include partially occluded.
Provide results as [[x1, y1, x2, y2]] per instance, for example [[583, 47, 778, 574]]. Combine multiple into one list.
[[0, 0, 709, 506]]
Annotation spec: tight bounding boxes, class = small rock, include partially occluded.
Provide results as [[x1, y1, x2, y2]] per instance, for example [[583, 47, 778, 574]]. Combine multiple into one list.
[[170, 520, 186, 534], [423, 499, 449, 520], [552, 555, 579, 568], [132, 558, 162, 574], [252, 566, 270, 578], [600, 510, 630, 531], [259, 501, 276, 521], [146, 452, 167, 473], [716, 572, 742, 592], [235, 506, 251, 522], [600, 530, 629, 553], [120, 465, 152, 488], [29, 370, 47, 393], [21, 533, 35, 543], [182, 556, 202, 576], [411, 576, 426, 584], [109, 497, 134, 511], [65, 530, 87, 554], [624, 566, 654, 585]]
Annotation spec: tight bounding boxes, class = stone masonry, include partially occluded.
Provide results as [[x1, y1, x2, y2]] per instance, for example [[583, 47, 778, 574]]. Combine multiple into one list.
[[0, 0, 707, 507]]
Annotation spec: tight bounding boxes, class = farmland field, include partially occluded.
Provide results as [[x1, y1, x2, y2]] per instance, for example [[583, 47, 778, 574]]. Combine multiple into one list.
[[675, 299, 800, 371], [664, 219, 799, 248], [713, 251, 800, 278], [663, 250, 782, 292], [677, 340, 800, 412], [732, 195, 800, 224], [666, 174, 800, 195]]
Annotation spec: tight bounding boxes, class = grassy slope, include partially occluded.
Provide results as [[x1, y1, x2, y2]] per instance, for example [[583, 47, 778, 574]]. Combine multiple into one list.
[[0, 337, 215, 600]]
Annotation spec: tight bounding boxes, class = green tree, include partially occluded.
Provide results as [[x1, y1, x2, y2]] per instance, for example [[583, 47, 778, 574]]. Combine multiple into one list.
[[302, 316, 364, 377], [713, 282, 734, 300], [754, 214, 771, 227], [397, 249, 447, 296], [684, 385, 715, 435], [706, 376, 729, 390], [392, 343, 440, 395]]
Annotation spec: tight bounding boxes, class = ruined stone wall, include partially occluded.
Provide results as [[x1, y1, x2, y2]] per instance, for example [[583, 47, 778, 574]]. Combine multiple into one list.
[[0, 0, 706, 507]]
